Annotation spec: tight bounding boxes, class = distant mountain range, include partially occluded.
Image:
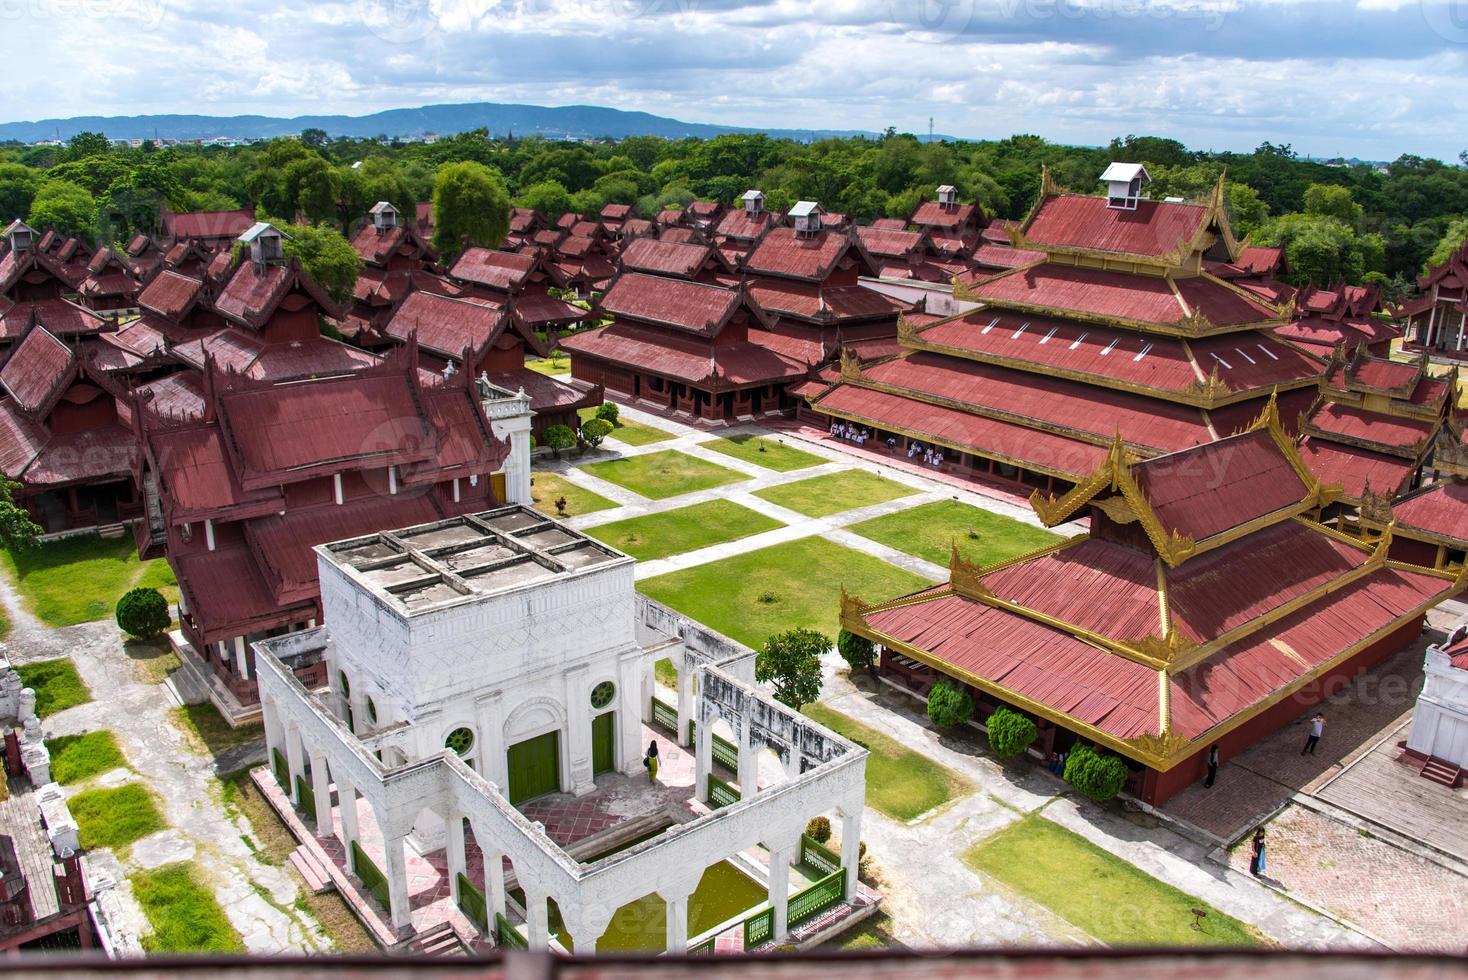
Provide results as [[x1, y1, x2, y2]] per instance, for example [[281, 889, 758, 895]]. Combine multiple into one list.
[[0, 101, 963, 145]]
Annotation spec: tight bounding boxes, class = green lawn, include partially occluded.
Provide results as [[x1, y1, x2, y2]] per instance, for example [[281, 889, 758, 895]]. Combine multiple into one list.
[[134, 862, 246, 953], [0, 534, 178, 627], [14, 658, 91, 717], [171, 703, 265, 761], [698, 434, 824, 472], [639, 536, 935, 649], [581, 450, 748, 500], [530, 472, 616, 518], [525, 353, 571, 376], [753, 470, 917, 518], [849, 499, 1063, 568], [964, 815, 1261, 946], [804, 703, 973, 822], [69, 783, 167, 851], [654, 657, 677, 690], [46, 731, 127, 784], [578, 407, 673, 447], [586, 500, 783, 561]]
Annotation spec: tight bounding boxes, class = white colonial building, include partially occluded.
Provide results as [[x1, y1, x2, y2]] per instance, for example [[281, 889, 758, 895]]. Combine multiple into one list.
[[1406, 625, 1468, 783], [254, 505, 872, 953]]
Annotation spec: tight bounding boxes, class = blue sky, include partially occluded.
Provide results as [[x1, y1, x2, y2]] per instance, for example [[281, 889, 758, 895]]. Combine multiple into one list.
[[4, 0, 1467, 160]]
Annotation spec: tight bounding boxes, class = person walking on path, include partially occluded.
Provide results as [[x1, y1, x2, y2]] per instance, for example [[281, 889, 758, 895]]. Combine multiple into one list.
[[1249, 827, 1267, 877], [1302, 713, 1325, 755], [1205, 744, 1220, 788], [644, 740, 660, 782]]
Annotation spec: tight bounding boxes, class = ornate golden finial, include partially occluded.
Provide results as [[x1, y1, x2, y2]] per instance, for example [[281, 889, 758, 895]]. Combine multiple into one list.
[[949, 544, 992, 600], [1369, 520, 1396, 564], [1177, 307, 1217, 336], [1039, 165, 1059, 197], [838, 347, 863, 382], [1127, 729, 1192, 763], [896, 315, 920, 345], [1249, 388, 1282, 433], [839, 585, 870, 623], [1129, 616, 1195, 665], [952, 275, 979, 303]]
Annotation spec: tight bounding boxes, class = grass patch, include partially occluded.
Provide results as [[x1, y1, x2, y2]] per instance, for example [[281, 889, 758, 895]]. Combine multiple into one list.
[[14, 658, 91, 717], [577, 407, 674, 447], [964, 815, 1262, 946], [848, 499, 1063, 567], [134, 862, 245, 953], [804, 703, 972, 821], [753, 470, 916, 518], [525, 353, 570, 376], [641, 536, 934, 650], [218, 770, 377, 952], [654, 657, 677, 690], [0, 534, 178, 627], [530, 471, 616, 518], [46, 731, 127, 784], [586, 499, 783, 561], [698, 434, 824, 472], [581, 450, 748, 500], [171, 703, 265, 761], [69, 783, 166, 851], [125, 638, 181, 685], [824, 911, 901, 950]]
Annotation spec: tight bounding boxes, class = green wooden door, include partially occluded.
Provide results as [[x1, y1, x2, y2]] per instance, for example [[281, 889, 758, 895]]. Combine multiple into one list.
[[507, 731, 561, 804], [592, 712, 615, 775]]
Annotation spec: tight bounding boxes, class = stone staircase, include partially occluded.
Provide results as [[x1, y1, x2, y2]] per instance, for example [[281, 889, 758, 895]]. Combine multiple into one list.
[[288, 846, 334, 895], [404, 922, 467, 957], [1419, 755, 1463, 788]]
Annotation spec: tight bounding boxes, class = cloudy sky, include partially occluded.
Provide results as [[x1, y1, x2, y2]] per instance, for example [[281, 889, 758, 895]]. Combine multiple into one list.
[[4, 0, 1467, 160]]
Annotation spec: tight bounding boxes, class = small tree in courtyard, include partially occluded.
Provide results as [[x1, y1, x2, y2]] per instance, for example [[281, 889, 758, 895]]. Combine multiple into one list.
[[1063, 744, 1128, 802], [595, 402, 620, 425], [756, 627, 828, 710], [805, 816, 832, 843], [0, 478, 41, 551], [543, 424, 575, 459], [926, 678, 973, 728], [985, 705, 1037, 758], [836, 629, 876, 676], [116, 587, 170, 640], [581, 417, 613, 448]]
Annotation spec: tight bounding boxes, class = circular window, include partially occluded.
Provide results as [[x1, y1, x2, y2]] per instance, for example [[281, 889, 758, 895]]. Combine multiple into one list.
[[366, 697, 378, 723], [590, 681, 615, 710], [445, 727, 475, 755]]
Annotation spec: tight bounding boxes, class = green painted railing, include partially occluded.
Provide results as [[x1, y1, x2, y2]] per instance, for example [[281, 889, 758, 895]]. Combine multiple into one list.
[[688, 935, 716, 955], [456, 872, 488, 932], [788, 867, 845, 931], [295, 774, 315, 820], [351, 840, 391, 915], [799, 834, 841, 878], [706, 774, 740, 809], [711, 733, 739, 775], [743, 905, 773, 948], [496, 912, 528, 950], [651, 697, 678, 735], [271, 748, 288, 790]]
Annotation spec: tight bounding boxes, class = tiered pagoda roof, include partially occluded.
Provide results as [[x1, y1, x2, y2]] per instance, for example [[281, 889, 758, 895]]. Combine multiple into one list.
[[842, 402, 1460, 773], [805, 166, 1329, 484]]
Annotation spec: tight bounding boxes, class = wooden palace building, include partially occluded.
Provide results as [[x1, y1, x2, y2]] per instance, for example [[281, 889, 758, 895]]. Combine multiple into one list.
[[843, 403, 1462, 805], [800, 164, 1326, 495]]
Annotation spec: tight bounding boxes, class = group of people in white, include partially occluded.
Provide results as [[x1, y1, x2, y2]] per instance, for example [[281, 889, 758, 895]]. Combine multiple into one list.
[[828, 420, 945, 469]]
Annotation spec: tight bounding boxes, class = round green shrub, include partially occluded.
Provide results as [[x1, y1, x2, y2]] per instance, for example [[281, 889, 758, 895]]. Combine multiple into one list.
[[543, 424, 576, 456], [805, 816, 831, 843], [595, 402, 620, 424], [986, 705, 1037, 758], [116, 587, 170, 640], [926, 678, 974, 728], [580, 417, 613, 447], [836, 630, 876, 673], [1063, 744, 1128, 802]]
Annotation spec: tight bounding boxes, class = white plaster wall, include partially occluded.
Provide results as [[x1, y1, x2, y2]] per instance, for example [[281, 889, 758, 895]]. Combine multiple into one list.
[[1407, 648, 1468, 766]]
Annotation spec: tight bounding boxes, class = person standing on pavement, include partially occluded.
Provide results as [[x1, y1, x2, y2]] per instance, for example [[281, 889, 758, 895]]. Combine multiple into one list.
[[644, 740, 660, 783], [1204, 744, 1220, 788], [1249, 827, 1267, 877], [1302, 713, 1325, 755]]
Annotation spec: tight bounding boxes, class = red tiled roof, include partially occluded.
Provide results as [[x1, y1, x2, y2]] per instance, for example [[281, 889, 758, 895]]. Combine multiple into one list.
[[870, 218, 907, 231], [162, 208, 254, 242], [1297, 437, 1417, 499], [1023, 194, 1209, 258], [384, 291, 508, 359], [1393, 480, 1468, 544], [136, 372, 206, 421], [597, 273, 740, 337], [745, 279, 905, 324], [857, 226, 925, 259], [714, 209, 779, 242], [350, 224, 409, 265], [450, 248, 537, 291], [1348, 357, 1420, 392], [620, 238, 716, 279], [146, 425, 284, 523], [0, 326, 73, 414], [481, 368, 600, 416], [21, 423, 136, 488], [0, 400, 45, 478], [138, 270, 204, 319], [1307, 403, 1435, 452], [743, 227, 855, 282], [512, 292, 584, 328], [560, 322, 804, 387], [968, 242, 1045, 270], [0, 298, 106, 340], [1235, 245, 1284, 277], [175, 546, 302, 642], [1130, 429, 1309, 542], [910, 200, 978, 229]]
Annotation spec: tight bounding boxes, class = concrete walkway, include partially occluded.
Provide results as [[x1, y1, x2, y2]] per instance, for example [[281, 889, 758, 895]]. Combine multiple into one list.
[[0, 580, 327, 954]]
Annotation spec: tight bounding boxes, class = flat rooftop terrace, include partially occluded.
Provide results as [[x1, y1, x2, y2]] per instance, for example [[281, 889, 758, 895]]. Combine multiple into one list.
[[321, 505, 628, 615]]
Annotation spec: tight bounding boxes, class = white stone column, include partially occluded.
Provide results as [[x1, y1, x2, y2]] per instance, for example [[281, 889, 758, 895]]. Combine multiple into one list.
[[563, 665, 595, 795], [446, 810, 467, 903], [338, 779, 359, 870], [262, 698, 283, 772], [485, 847, 506, 921], [676, 660, 695, 748], [664, 893, 689, 954], [525, 889, 550, 949], [769, 843, 793, 942], [309, 750, 332, 833], [693, 713, 712, 804], [382, 833, 413, 933], [640, 658, 655, 724], [234, 635, 250, 681], [617, 649, 643, 774], [285, 726, 306, 805], [475, 692, 508, 792], [737, 718, 758, 799], [840, 808, 863, 901]]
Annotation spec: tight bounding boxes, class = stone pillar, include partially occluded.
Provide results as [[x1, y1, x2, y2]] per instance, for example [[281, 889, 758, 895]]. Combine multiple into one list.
[[485, 847, 506, 921], [563, 665, 595, 795], [309, 750, 332, 834], [234, 635, 250, 681], [564, 906, 612, 957], [475, 692, 508, 792], [676, 660, 695, 748], [664, 893, 689, 954], [262, 698, 283, 780], [693, 713, 712, 804], [445, 811, 466, 903], [338, 779, 359, 871], [382, 833, 413, 934], [640, 658, 655, 724], [525, 889, 550, 949], [769, 843, 793, 942], [737, 718, 758, 799], [285, 726, 306, 806], [840, 808, 863, 901], [617, 649, 643, 775]]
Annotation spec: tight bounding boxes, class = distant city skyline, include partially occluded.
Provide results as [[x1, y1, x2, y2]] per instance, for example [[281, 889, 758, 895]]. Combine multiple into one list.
[[7, 0, 1468, 162]]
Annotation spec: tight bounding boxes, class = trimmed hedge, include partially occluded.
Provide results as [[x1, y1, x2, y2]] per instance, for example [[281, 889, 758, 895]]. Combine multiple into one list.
[[986, 705, 1037, 759], [926, 678, 974, 728], [1063, 744, 1128, 802], [116, 587, 170, 639], [836, 630, 876, 673]]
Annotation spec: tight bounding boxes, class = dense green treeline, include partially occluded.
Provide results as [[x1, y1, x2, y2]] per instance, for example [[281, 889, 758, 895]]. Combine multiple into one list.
[[4, 127, 1467, 295]]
